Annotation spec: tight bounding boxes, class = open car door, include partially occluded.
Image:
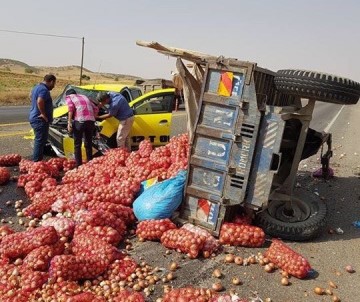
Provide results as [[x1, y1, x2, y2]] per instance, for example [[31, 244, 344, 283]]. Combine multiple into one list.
[[129, 90, 175, 147]]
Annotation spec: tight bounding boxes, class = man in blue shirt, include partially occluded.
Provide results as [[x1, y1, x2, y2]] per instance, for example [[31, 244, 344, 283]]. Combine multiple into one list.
[[97, 92, 134, 150], [29, 74, 56, 161]]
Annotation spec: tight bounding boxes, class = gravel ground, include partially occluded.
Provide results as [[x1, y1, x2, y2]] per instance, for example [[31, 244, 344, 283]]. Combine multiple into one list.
[[0, 105, 359, 301]]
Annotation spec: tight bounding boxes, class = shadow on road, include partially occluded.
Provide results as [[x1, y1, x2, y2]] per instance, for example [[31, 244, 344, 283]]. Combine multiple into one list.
[[296, 171, 360, 243]]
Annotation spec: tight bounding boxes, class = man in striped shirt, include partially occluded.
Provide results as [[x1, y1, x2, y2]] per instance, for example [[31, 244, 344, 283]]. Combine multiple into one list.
[[65, 89, 99, 167]]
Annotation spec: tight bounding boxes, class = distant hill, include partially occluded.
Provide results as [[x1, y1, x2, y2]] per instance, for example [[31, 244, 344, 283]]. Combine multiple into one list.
[[0, 58, 32, 68], [0, 58, 147, 106], [0, 58, 141, 83], [0, 58, 176, 106]]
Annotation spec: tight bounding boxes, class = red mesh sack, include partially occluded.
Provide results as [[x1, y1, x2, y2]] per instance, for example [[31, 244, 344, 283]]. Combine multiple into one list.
[[85, 202, 135, 224], [23, 242, 65, 271], [0, 154, 21, 166], [74, 209, 126, 234], [24, 180, 42, 198], [0, 167, 10, 185], [136, 218, 177, 241], [102, 257, 138, 281], [162, 287, 216, 301], [181, 223, 220, 256], [71, 235, 124, 263], [0, 226, 15, 242], [219, 222, 265, 247], [49, 255, 109, 281], [264, 239, 312, 279], [0, 226, 59, 259], [74, 223, 122, 246], [41, 217, 75, 238], [113, 290, 145, 302], [138, 139, 153, 158], [20, 270, 49, 292], [160, 229, 206, 259], [232, 214, 252, 225], [65, 292, 106, 302], [23, 190, 58, 218]]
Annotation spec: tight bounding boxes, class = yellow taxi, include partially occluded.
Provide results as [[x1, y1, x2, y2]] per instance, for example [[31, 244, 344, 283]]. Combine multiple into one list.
[[37, 84, 185, 158]]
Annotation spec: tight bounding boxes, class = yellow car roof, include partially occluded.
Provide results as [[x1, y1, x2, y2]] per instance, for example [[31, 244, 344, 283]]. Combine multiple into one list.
[[79, 83, 140, 92]]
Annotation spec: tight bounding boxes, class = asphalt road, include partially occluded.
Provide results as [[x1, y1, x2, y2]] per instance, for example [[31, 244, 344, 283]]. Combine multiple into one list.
[[0, 101, 343, 132], [0, 101, 359, 301], [0, 105, 30, 123]]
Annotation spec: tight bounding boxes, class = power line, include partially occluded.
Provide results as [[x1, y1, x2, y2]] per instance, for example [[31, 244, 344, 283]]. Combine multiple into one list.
[[0, 29, 85, 84], [0, 29, 82, 40]]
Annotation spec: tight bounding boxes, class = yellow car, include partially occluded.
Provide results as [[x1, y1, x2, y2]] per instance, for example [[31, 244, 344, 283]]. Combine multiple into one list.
[[42, 84, 186, 158]]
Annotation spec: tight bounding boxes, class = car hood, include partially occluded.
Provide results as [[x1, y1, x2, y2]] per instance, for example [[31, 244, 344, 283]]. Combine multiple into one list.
[[53, 105, 68, 118]]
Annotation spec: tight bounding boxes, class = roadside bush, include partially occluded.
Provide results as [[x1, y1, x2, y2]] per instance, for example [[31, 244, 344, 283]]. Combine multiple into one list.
[[24, 67, 35, 74]]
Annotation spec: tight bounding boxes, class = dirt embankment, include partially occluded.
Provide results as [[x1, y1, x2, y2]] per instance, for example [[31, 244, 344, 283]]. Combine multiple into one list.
[[0, 71, 76, 106], [0, 63, 141, 106]]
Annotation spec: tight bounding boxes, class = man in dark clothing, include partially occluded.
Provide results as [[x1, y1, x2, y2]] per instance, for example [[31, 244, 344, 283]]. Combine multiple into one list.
[[29, 74, 56, 161], [97, 92, 134, 150]]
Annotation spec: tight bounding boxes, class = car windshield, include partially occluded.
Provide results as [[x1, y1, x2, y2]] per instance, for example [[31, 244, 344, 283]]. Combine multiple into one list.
[[53, 85, 100, 108]]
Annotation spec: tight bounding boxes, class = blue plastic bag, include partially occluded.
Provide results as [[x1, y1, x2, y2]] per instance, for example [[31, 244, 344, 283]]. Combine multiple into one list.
[[133, 170, 187, 221], [136, 176, 160, 197]]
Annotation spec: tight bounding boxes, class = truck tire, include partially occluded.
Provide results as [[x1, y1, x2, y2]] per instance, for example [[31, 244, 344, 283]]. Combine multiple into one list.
[[274, 69, 360, 105], [255, 196, 327, 241]]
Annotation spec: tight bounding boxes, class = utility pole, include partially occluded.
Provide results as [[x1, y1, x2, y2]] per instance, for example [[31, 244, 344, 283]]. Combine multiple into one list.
[[80, 37, 85, 85]]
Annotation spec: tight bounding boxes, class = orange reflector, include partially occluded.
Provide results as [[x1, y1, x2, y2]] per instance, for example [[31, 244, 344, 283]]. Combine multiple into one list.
[[218, 72, 234, 97]]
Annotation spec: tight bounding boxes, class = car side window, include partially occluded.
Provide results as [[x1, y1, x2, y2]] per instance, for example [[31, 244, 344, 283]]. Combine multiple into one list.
[[130, 89, 142, 100], [133, 94, 174, 115]]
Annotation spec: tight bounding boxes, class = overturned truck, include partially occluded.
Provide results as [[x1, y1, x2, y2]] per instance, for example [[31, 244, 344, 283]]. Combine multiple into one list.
[[138, 41, 360, 241]]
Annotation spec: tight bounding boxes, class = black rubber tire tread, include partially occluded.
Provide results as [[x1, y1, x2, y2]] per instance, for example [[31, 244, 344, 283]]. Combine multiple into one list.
[[274, 69, 360, 105], [255, 197, 327, 241]]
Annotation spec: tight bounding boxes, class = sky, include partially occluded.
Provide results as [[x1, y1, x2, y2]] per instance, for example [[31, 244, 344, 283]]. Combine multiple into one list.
[[0, 0, 359, 82]]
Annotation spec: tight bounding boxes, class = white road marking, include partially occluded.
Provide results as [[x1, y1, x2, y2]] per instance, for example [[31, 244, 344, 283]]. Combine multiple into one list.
[[323, 105, 345, 133]]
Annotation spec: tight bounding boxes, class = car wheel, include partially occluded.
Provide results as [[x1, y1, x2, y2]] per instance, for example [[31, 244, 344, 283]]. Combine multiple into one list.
[[255, 196, 327, 241], [274, 69, 360, 105], [44, 143, 56, 156], [29, 141, 55, 156]]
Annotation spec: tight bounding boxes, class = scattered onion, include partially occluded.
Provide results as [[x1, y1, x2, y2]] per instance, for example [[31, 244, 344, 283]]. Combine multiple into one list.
[[224, 254, 235, 263], [212, 282, 223, 292], [281, 277, 289, 286], [314, 287, 324, 295], [234, 256, 243, 265], [212, 269, 222, 278], [345, 265, 355, 273], [232, 277, 241, 285]]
